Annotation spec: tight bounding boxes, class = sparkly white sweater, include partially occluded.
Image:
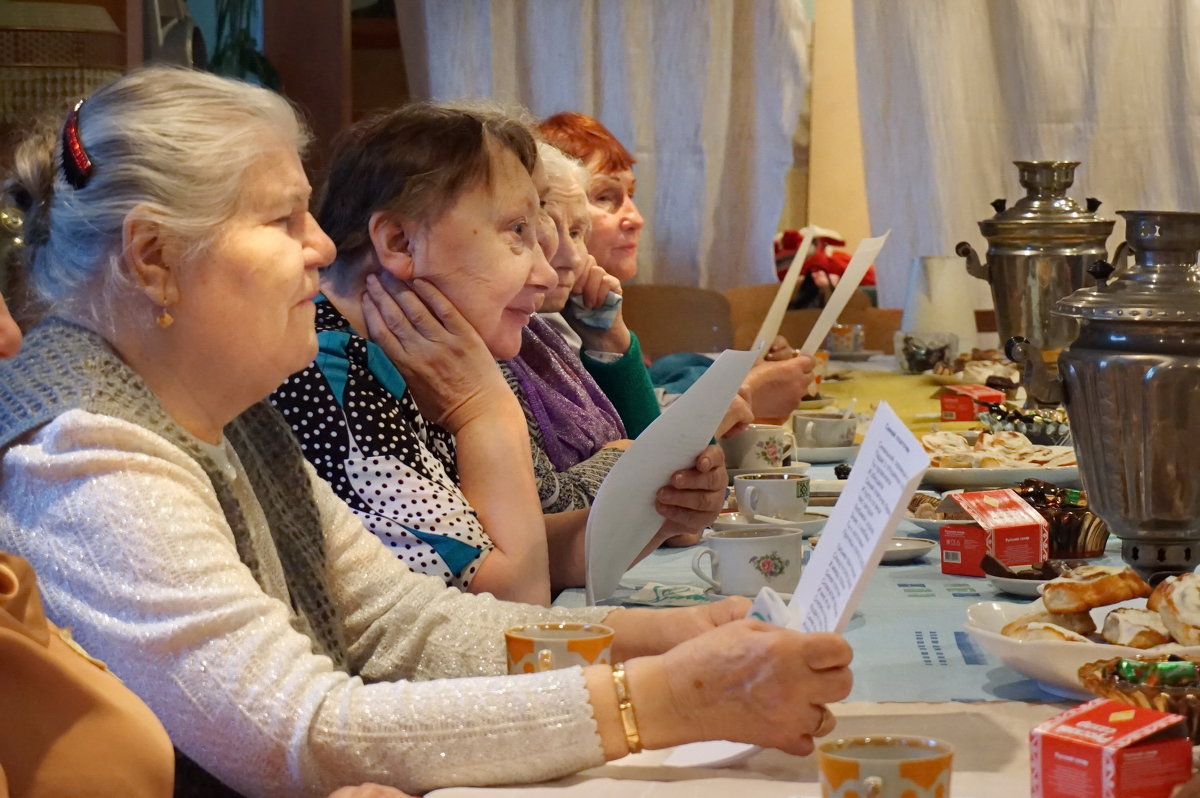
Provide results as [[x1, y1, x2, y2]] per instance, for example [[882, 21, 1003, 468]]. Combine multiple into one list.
[[0, 410, 610, 797]]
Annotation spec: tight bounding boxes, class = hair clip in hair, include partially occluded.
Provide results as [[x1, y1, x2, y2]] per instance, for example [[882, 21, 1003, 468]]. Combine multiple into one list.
[[61, 99, 93, 189]]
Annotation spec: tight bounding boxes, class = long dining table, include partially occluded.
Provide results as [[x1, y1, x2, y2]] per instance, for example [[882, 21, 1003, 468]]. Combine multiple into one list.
[[429, 355, 1099, 798]]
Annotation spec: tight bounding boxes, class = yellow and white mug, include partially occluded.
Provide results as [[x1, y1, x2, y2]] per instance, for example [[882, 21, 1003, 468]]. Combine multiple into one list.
[[504, 623, 614, 674], [818, 735, 953, 798]]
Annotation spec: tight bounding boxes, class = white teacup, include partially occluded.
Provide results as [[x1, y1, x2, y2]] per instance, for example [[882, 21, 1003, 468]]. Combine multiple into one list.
[[691, 527, 803, 596], [817, 736, 953, 798], [733, 472, 811, 522], [504, 623, 613, 674], [719, 423, 795, 469], [792, 412, 857, 448]]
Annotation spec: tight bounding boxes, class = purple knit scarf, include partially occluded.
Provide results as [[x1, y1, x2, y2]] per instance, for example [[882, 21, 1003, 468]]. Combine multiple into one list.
[[506, 315, 626, 471]]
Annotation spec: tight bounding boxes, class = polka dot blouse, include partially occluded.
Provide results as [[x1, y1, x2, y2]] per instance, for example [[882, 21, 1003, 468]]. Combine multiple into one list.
[[270, 300, 491, 589]]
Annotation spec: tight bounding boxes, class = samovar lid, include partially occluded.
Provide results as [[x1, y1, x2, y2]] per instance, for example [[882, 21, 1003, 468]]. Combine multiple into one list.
[[978, 161, 1113, 242], [1055, 210, 1200, 322]]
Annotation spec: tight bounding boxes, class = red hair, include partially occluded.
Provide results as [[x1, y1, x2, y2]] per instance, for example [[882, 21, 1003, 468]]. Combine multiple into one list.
[[538, 111, 635, 175]]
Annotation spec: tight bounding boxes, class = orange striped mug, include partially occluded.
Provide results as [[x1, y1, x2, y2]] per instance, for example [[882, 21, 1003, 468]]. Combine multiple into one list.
[[818, 736, 953, 798], [504, 623, 614, 674]]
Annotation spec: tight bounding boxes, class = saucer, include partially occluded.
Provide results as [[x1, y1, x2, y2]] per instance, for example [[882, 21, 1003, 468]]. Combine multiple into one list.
[[829, 349, 883, 361], [813, 536, 935, 564], [726, 464, 812, 482], [711, 512, 826, 537], [792, 444, 859, 464], [796, 397, 834, 411]]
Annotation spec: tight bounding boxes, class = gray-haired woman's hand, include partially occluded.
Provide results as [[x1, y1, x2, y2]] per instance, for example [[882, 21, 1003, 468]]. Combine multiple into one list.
[[627, 621, 852, 755], [362, 273, 516, 435]]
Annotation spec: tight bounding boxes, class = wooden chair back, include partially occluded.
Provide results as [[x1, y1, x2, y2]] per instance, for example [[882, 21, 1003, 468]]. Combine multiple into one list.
[[776, 308, 904, 353], [620, 284, 733, 359], [725, 282, 878, 350]]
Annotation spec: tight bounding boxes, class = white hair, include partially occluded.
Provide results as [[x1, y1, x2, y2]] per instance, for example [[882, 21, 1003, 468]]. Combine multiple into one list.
[[5, 66, 308, 325]]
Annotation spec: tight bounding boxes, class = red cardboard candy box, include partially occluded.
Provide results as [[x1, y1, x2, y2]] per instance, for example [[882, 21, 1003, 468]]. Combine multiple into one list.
[[936, 384, 1005, 421], [1031, 698, 1192, 798], [938, 489, 1048, 576]]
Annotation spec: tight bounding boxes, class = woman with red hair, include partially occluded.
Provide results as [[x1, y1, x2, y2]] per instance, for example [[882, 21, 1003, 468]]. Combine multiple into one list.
[[539, 112, 815, 420]]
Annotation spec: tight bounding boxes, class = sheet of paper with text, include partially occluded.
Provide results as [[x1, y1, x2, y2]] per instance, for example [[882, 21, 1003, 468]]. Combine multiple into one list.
[[665, 402, 929, 768], [789, 401, 930, 632]]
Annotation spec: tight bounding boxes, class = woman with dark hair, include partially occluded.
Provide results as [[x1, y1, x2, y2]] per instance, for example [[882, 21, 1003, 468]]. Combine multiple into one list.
[[540, 112, 816, 416], [272, 104, 729, 601], [0, 69, 851, 796]]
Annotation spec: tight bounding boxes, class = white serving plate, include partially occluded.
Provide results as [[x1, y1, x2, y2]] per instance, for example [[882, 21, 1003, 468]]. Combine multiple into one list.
[[922, 463, 1079, 490], [726, 463, 812, 482], [793, 444, 859, 464], [963, 597, 1200, 699]]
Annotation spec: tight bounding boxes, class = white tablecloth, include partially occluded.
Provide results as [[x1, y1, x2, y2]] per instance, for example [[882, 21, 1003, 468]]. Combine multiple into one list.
[[427, 700, 1067, 797]]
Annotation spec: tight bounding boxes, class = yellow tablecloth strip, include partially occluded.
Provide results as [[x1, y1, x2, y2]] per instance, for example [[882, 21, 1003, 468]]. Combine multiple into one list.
[[818, 370, 978, 436]]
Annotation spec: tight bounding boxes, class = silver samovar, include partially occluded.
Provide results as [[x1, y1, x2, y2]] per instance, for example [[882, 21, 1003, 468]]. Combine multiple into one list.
[[957, 161, 1116, 351], [1011, 210, 1200, 582]]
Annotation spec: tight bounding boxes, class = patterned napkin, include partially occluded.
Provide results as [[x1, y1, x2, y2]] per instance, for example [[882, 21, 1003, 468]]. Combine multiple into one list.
[[568, 290, 623, 330], [624, 582, 713, 606]]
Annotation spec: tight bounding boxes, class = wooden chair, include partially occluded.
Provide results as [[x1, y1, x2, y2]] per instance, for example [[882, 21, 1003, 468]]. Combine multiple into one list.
[[776, 307, 904, 353], [724, 282, 877, 350], [620, 284, 733, 359]]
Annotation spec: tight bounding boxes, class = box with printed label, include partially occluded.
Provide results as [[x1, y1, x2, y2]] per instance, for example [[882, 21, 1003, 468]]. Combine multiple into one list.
[[938, 489, 1048, 576], [1031, 698, 1191, 798], [935, 384, 1005, 422]]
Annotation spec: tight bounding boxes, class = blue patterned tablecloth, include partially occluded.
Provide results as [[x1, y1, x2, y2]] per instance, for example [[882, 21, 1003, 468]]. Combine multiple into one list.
[[558, 463, 1123, 704]]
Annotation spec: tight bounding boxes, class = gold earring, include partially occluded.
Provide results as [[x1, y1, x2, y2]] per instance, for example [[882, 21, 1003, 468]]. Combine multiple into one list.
[[156, 308, 174, 328]]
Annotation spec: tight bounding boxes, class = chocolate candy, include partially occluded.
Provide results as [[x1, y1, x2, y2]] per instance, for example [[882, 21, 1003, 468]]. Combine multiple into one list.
[[1114, 658, 1199, 687]]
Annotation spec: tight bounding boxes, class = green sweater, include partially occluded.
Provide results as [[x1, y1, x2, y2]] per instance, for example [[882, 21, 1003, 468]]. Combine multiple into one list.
[[578, 332, 661, 439]]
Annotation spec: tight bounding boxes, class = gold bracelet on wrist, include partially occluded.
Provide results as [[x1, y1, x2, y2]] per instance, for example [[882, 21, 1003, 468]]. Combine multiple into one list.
[[611, 661, 642, 754]]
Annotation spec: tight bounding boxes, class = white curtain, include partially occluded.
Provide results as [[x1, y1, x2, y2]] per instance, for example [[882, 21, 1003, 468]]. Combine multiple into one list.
[[394, 0, 810, 289], [854, 0, 1200, 312]]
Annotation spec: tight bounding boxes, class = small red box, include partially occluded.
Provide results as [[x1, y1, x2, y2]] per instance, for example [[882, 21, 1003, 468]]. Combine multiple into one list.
[[1031, 699, 1192, 798], [938, 489, 1048, 576], [936, 384, 1005, 421]]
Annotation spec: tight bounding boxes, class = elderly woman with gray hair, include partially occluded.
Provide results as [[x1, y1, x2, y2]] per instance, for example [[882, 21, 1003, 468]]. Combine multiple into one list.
[[0, 68, 852, 797], [272, 104, 730, 602]]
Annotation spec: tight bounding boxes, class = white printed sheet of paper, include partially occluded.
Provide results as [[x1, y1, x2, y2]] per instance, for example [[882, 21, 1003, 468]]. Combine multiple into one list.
[[797, 232, 889, 356], [585, 347, 761, 604], [664, 401, 930, 767]]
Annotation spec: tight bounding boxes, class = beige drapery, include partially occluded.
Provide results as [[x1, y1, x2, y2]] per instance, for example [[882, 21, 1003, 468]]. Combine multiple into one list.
[[855, 0, 1200, 311], [394, 0, 810, 289]]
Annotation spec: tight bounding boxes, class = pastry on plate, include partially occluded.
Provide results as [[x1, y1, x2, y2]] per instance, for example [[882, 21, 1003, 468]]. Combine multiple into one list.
[[1039, 565, 1151, 614], [1002, 621, 1095, 643], [1149, 573, 1200, 646], [1001, 609, 1096, 638], [1100, 607, 1171, 649]]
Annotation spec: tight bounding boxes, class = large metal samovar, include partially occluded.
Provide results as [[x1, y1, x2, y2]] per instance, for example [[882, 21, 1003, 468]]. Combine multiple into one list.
[[957, 161, 1115, 351], [1011, 210, 1200, 582]]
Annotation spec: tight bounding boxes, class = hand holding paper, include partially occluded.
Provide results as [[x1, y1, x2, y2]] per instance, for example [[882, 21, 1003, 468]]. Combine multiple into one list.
[[666, 402, 930, 767]]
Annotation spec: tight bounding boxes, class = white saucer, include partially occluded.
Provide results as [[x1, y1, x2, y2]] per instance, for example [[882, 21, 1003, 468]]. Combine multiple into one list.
[[813, 536, 935, 563], [792, 444, 859, 464], [880, 537, 936, 564], [985, 573, 1047, 598], [726, 464, 812, 482], [711, 513, 826, 537], [829, 349, 883, 361], [797, 397, 834, 411]]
